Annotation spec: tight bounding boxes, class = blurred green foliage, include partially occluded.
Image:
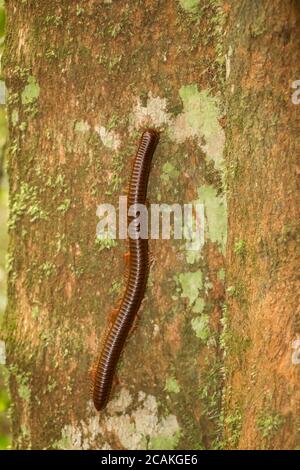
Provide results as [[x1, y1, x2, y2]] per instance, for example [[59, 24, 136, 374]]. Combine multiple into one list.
[[0, 0, 10, 450], [0, 369, 10, 450]]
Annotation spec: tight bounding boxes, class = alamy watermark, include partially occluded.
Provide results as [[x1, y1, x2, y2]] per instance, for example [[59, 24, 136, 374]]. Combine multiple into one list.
[[0, 340, 6, 365], [96, 196, 204, 251], [292, 339, 300, 365], [291, 80, 300, 105]]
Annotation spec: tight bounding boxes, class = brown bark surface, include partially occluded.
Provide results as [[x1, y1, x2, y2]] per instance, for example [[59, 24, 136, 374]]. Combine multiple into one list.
[[224, 0, 300, 450], [3, 0, 226, 449], [3, 0, 299, 450]]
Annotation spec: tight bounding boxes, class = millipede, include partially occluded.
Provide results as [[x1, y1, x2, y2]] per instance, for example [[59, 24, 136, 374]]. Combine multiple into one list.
[[92, 129, 160, 411]]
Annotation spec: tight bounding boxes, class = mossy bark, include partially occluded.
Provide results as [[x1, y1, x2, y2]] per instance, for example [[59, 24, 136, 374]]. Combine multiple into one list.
[[5, 0, 298, 451], [224, 0, 300, 450], [3, 0, 226, 450]]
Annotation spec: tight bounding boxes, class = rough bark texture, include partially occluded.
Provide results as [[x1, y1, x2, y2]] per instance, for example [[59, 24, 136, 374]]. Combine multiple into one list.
[[3, 0, 299, 451], [224, 0, 300, 450], [3, 0, 226, 450]]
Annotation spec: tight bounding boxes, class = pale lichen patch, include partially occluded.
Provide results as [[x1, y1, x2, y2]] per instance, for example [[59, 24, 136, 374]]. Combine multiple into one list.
[[131, 92, 171, 130], [55, 424, 82, 450], [95, 125, 121, 150], [74, 120, 90, 133], [148, 414, 181, 450], [171, 84, 225, 171], [191, 315, 210, 343], [225, 45, 233, 80], [55, 392, 180, 450], [54, 401, 102, 450], [12, 109, 19, 127], [21, 76, 40, 105], [174, 270, 203, 307], [106, 413, 142, 449], [165, 376, 181, 394], [131, 86, 224, 174], [196, 185, 227, 252], [179, 0, 200, 15], [192, 297, 205, 314], [108, 393, 180, 450], [107, 387, 133, 414]]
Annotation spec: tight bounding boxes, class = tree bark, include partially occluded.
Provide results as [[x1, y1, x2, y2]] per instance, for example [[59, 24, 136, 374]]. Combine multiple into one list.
[[3, 0, 226, 450], [3, 0, 299, 451], [224, 0, 300, 450]]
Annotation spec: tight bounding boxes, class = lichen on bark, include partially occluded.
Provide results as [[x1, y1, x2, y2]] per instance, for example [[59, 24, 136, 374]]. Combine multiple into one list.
[[8, 0, 300, 451]]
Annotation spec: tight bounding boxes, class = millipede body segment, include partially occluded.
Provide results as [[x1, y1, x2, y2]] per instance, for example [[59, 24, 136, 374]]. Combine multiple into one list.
[[92, 129, 159, 411]]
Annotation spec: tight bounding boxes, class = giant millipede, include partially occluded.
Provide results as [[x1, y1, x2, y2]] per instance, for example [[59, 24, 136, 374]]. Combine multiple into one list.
[[92, 129, 160, 411]]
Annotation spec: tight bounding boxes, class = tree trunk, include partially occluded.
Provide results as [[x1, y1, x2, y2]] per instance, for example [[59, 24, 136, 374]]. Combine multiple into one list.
[[224, 0, 300, 450], [3, 0, 299, 451], [3, 0, 226, 450]]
